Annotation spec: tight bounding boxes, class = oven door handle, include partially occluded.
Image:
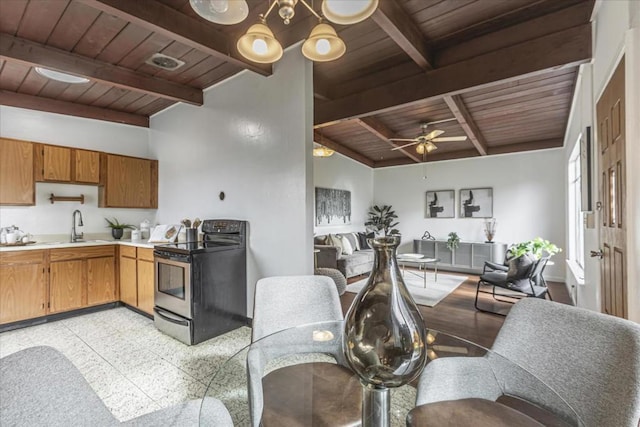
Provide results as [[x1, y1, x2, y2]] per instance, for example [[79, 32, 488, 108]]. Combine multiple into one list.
[[154, 307, 189, 326]]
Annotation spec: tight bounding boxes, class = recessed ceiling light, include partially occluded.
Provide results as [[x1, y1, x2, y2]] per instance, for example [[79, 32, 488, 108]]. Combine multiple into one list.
[[35, 67, 90, 84]]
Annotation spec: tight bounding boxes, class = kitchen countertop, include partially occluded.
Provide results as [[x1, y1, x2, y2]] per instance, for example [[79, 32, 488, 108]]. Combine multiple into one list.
[[0, 238, 157, 252]]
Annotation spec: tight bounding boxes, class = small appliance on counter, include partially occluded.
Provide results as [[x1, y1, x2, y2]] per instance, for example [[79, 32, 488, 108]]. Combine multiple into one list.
[[153, 219, 248, 345], [0, 226, 34, 246]]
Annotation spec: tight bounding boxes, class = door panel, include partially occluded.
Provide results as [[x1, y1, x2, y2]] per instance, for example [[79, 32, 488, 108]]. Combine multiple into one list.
[[50, 260, 84, 313], [0, 264, 46, 323], [87, 256, 116, 305], [596, 57, 627, 319]]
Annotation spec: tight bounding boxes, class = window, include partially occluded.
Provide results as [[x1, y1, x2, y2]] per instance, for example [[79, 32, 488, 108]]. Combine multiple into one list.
[[568, 141, 585, 269]]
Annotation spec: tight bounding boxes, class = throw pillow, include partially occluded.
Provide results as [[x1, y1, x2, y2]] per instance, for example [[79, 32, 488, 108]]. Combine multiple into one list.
[[357, 232, 371, 249], [314, 235, 328, 245], [328, 234, 344, 253], [335, 234, 354, 255], [350, 232, 361, 250], [342, 233, 359, 252], [506, 253, 536, 281]]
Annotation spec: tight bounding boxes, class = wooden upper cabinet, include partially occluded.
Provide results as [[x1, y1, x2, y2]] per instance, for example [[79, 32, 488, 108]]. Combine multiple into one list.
[[36, 144, 72, 182], [36, 144, 101, 184], [74, 149, 100, 184], [100, 153, 158, 209], [0, 138, 35, 206]]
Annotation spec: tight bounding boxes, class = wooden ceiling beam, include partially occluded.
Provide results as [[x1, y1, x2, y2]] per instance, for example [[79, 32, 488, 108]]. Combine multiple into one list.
[[0, 91, 149, 127], [314, 23, 591, 125], [487, 138, 563, 155], [443, 95, 488, 156], [354, 117, 421, 163], [313, 131, 374, 167], [371, 0, 433, 70], [0, 34, 202, 105], [77, 0, 271, 76], [374, 149, 481, 168]]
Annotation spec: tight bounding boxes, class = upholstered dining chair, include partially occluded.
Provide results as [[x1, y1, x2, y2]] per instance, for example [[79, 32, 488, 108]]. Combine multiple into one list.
[[247, 275, 347, 427], [415, 298, 640, 427]]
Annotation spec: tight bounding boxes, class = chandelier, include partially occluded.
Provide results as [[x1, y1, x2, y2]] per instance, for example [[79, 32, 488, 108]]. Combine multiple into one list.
[[313, 145, 335, 157], [190, 0, 379, 64]]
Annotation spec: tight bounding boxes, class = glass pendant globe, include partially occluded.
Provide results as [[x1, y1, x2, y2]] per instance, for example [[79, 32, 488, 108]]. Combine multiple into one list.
[[316, 38, 331, 55], [252, 38, 269, 55]]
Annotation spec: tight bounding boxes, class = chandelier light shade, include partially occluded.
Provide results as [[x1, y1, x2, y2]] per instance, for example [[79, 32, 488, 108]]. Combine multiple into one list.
[[415, 141, 438, 155], [313, 146, 335, 157], [322, 0, 379, 25], [301, 23, 346, 62], [237, 22, 284, 64], [189, 0, 249, 25]]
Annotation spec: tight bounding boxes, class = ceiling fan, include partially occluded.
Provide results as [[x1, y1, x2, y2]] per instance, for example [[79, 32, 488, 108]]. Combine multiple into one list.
[[390, 119, 467, 154]]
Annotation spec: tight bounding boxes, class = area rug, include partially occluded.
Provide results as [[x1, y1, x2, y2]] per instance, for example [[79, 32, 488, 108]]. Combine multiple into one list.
[[346, 271, 468, 307]]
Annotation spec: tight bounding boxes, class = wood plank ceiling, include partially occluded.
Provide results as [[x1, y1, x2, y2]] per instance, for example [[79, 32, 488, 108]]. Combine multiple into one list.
[[0, 0, 594, 166]]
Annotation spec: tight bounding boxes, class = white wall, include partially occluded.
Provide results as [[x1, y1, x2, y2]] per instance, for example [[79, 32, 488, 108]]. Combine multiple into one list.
[[563, 0, 640, 321], [149, 46, 314, 317], [373, 149, 567, 280], [313, 153, 374, 235], [0, 106, 155, 236]]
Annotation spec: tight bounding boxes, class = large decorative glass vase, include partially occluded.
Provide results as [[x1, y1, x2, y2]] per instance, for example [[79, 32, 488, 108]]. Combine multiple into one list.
[[343, 235, 427, 427]]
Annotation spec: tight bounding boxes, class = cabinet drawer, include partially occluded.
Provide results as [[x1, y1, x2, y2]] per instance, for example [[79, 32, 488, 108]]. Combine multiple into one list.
[[120, 245, 137, 258], [50, 245, 115, 261], [137, 248, 154, 262], [0, 250, 46, 265]]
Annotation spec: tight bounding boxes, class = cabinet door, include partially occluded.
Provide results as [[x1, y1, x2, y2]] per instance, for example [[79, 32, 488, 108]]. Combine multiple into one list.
[[74, 149, 100, 184], [50, 260, 84, 313], [0, 138, 34, 205], [42, 145, 71, 182], [87, 256, 116, 305], [105, 155, 151, 208], [472, 244, 493, 269], [435, 242, 453, 265], [414, 240, 436, 258], [119, 256, 138, 306], [0, 263, 46, 324], [456, 243, 473, 267], [137, 259, 155, 315]]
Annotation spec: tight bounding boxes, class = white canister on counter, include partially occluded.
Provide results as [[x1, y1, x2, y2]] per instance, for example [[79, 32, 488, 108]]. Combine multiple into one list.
[[140, 220, 151, 240], [131, 229, 141, 241]]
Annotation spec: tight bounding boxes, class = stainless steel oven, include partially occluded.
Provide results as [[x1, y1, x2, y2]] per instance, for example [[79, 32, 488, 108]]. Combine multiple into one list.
[[154, 250, 192, 319]]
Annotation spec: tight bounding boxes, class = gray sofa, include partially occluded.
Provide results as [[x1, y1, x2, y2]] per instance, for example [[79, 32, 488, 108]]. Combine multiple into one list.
[[0, 346, 233, 427], [315, 233, 374, 278]]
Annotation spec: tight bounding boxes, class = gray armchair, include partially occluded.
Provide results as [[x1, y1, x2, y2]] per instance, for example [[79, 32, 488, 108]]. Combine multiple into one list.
[[247, 275, 346, 427], [416, 298, 640, 426]]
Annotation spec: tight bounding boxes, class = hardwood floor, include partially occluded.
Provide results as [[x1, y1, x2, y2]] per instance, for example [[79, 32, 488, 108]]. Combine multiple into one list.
[[340, 270, 573, 349]]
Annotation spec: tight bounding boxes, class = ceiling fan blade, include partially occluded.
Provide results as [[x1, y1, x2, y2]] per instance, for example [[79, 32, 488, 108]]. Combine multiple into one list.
[[391, 141, 419, 150], [389, 138, 417, 142], [432, 136, 468, 142], [425, 130, 445, 139]]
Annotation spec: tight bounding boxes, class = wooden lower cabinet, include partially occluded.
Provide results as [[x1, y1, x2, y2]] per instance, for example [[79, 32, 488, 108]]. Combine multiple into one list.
[[0, 250, 46, 324], [137, 259, 155, 315], [119, 247, 155, 315], [50, 260, 84, 313], [87, 256, 117, 305], [119, 254, 138, 306]]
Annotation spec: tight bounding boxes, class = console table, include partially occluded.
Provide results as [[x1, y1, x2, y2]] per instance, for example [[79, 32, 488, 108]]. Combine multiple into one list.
[[413, 239, 507, 274]]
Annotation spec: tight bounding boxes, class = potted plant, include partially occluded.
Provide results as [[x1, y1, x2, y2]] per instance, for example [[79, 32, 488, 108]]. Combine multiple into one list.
[[364, 205, 400, 237], [105, 217, 134, 240], [508, 237, 562, 259], [446, 232, 460, 251]]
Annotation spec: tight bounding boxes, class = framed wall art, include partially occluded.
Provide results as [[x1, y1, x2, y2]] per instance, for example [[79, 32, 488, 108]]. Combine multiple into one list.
[[315, 187, 352, 226], [426, 190, 455, 218], [459, 188, 493, 218]]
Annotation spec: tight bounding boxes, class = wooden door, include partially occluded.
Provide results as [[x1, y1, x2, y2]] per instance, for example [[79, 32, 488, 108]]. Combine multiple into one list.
[[596, 57, 627, 318], [0, 253, 46, 324], [87, 256, 116, 305], [50, 260, 84, 313], [119, 255, 138, 306], [137, 259, 155, 315], [42, 145, 71, 182], [0, 138, 34, 205], [74, 149, 100, 184]]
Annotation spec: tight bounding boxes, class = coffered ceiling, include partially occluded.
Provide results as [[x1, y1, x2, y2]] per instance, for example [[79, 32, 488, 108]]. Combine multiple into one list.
[[0, 0, 594, 167]]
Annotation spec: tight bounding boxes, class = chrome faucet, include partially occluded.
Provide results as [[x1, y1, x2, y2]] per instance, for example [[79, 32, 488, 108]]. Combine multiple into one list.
[[71, 210, 84, 242]]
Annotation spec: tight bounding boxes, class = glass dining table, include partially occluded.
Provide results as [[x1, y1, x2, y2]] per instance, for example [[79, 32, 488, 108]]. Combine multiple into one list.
[[199, 321, 582, 426]]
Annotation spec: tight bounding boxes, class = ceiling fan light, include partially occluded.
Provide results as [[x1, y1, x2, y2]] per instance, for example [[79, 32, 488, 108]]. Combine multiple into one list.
[[313, 146, 335, 157], [189, 0, 248, 25], [237, 22, 283, 64], [322, 0, 378, 25], [302, 23, 346, 62], [426, 141, 438, 152], [415, 143, 426, 155], [35, 67, 89, 84]]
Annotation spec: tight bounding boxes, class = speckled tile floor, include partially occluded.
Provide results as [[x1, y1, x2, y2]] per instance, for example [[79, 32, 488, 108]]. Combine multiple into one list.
[[0, 308, 251, 421]]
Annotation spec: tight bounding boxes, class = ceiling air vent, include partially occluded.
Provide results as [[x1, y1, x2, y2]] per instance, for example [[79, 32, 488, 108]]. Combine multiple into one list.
[[145, 53, 185, 71]]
